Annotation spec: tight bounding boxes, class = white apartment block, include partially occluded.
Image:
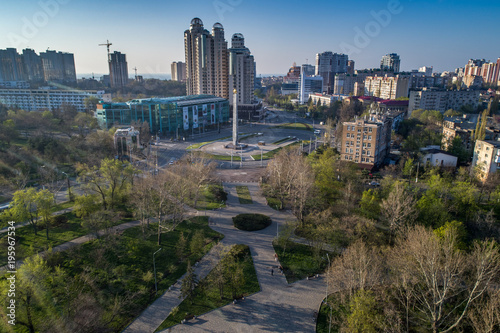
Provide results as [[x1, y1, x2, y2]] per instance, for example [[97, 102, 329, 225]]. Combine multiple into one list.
[[0, 88, 106, 112], [408, 88, 480, 115], [472, 140, 500, 182], [364, 75, 409, 100]]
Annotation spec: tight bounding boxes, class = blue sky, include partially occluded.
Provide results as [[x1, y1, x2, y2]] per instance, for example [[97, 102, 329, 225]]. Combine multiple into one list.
[[1, 0, 499, 76]]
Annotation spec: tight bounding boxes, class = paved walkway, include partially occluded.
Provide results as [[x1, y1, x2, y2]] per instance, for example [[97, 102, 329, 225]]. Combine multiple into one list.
[[0, 207, 74, 234], [130, 182, 327, 333]]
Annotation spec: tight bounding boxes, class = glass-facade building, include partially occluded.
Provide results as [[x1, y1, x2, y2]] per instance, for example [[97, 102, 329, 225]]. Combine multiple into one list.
[[95, 95, 230, 136]]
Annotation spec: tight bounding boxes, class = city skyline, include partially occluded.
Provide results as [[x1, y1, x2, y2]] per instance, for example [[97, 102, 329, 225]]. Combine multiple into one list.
[[1, 0, 499, 77]]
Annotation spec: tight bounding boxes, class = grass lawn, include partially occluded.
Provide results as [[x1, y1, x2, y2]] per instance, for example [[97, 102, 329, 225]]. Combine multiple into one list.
[[155, 244, 259, 331], [272, 137, 295, 145], [0, 212, 133, 267], [275, 122, 312, 131], [0, 216, 224, 332], [250, 140, 307, 160], [61, 216, 224, 332], [206, 154, 242, 161], [191, 184, 227, 210], [51, 200, 74, 213], [273, 241, 332, 283], [187, 136, 231, 149], [235, 186, 253, 204], [260, 184, 283, 210]]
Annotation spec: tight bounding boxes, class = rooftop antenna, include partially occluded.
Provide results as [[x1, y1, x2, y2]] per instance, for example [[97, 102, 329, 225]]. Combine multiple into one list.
[[306, 58, 308, 64], [98, 39, 112, 61], [133, 67, 138, 80]]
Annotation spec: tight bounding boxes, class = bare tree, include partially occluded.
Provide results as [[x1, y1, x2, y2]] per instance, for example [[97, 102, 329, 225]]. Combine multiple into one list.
[[468, 290, 500, 333], [265, 147, 314, 219], [381, 181, 416, 232], [328, 240, 384, 299], [130, 175, 155, 234], [389, 225, 500, 333]]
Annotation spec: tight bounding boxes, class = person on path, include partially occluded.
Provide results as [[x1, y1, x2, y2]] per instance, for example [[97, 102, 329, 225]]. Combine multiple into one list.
[[271, 268, 274, 276]]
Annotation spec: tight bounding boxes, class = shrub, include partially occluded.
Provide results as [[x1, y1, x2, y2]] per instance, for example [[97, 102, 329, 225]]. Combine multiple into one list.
[[232, 214, 271, 231], [51, 214, 69, 226]]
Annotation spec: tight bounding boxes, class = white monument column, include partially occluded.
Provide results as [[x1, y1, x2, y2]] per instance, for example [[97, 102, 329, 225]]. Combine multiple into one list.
[[232, 89, 238, 146]]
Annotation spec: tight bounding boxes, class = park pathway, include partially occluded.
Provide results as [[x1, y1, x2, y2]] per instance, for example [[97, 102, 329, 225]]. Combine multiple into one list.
[[149, 182, 327, 333]]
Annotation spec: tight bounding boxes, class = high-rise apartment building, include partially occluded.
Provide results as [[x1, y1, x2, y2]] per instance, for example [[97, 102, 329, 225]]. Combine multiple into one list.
[[341, 112, 392, 167], [0, 48, 25, 81], [171, 61, 186, 82], [184, 18, 229, 99], [364, 75, 409, 100], [228, 33, 255, 105], [109, 51, 129, 88], [380, 53, 400, 73], [299, 64, 323, 104], [21, 49, 44, 82], [408, 88, 480, 115], [0, 48, 75, 84], [40, 50, 77, 83], [315, 52, 349, 94]]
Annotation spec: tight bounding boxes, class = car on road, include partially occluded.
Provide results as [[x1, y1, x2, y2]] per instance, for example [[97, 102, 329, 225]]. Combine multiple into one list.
[[314, 129, 321, 135]]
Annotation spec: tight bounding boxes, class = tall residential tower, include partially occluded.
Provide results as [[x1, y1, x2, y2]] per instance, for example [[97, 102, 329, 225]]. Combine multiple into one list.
[[315, 52, 349, 94], [109, 51, 129, 88], [228, 33, 255, 105], [184, 18, 228, 99], [380, 53, 401, 73]]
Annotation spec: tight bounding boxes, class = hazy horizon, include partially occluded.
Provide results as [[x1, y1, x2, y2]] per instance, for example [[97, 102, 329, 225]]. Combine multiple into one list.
[[1, 0, 499, 77]]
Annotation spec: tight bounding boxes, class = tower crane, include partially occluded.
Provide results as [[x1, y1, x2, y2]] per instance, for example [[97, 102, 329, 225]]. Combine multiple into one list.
[[98, 40, 112, 61]]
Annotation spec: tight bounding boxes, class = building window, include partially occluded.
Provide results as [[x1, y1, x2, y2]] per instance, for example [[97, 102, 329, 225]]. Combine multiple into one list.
[[345, 148, 349, 153], [347, 125, 350, 131], [367, 151, 371, 156], [363, 135, 367, 140], [368, 136, 372, 140], [369, 128, 372, 132]]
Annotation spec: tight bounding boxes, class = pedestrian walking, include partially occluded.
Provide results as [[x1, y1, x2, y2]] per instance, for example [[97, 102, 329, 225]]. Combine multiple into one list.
[[271, 268, 274, 276]]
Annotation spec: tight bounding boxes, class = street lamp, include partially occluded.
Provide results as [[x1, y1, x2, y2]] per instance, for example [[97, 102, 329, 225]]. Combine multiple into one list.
[[324, 253, 332, 333], [153, 248, 163, 295], [61, 171, 72, 202], [260, 147, 263, 167]]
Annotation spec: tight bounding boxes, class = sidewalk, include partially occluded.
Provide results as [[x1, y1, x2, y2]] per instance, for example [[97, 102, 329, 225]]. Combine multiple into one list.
[[123, 245, 222, 333]]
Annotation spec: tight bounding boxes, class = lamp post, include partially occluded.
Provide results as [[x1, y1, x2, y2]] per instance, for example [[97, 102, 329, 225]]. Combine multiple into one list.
[[153, 248, 162, 295], [61, 171, 72, 202], [325, 253, 332, 333], [260, 148, 263, 167]]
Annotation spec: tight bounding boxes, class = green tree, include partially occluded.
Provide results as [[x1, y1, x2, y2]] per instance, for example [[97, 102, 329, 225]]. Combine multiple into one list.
[[36, 189, 55, 240], [447, 135, 471, 164], [180, 261, 197, 304], [359, 189, 381, 220], [190, 229, 206, 255], [77, 158, 137, 210], [8, 188, 40, 235], [346, 290, 383, 333], [176, 232, 187, 261]]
